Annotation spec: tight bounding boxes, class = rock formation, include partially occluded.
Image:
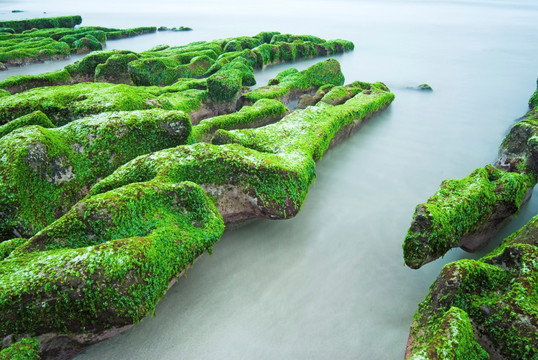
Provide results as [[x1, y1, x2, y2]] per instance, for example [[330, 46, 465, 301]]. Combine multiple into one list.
[[404, 84, 538, 359], [0, 27, 394, 358]]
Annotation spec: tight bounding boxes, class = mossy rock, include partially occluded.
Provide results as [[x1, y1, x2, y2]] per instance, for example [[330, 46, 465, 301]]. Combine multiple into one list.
[[0, 109, 193, 240], [0, 181, 223, 347], [403, 165, 534, 269], [73, 35, 103, 54], [95, 53, 140, 84], [406, 214, 538, 359], [0, 110, 55, 139], [0, 68, 73, 94], [192, 99, 287, 142], [240, 58, 345, 106], [90, 142, 316, 223], [216, 87, 394, 161], [0, 37, 71, 66], [0, 82, 188, 126], [0, 15, 82, 33]]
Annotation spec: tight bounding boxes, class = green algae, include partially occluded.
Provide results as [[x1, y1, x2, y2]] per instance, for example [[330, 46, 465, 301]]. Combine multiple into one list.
[[0, 111, 55, 139], [215, 87, 395, 161], [403, 165, 534, 269], [407, 215, 538, 359], [192, 99, 287, 142], [0, 337, 40, 360], [0, 181, 223, 337], [89, 142, 317, 222], [0, 31, 354, 92], [407, 307, 488, 360], [0, 15, 82, 33], [0, 110, 192, 240], [0, 37, 71, 66], [0, 18, 155, 70], [73, 35, 103, 54], [240, 58, 345, 105]]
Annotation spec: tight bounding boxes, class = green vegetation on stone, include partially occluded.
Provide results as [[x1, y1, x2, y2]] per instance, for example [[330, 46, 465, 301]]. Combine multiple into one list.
[[0, 15, 82, 33], [407, 214, 538, 359], [0, 110, 192, 239], [240, 59, 345, 105], [0, 181, 223, 337], [403, 165, 533, 269], [192, 99, 287, 142], [0, 111, 55, 139], [0, 337, 40, 360]]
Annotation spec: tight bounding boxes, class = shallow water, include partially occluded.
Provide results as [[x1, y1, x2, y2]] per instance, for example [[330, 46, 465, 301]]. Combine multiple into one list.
[[1, 1, 538, 358]]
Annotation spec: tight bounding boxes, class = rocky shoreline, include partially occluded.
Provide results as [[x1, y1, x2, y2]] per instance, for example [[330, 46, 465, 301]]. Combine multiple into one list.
[[0, 24, 394, 359]]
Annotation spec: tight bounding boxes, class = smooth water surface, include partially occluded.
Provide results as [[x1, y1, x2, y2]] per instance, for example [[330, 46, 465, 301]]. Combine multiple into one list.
[[1, 1, 538, 358]]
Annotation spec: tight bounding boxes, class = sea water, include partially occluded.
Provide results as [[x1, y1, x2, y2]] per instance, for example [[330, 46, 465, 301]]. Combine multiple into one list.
[[1, 1, 537, 358]]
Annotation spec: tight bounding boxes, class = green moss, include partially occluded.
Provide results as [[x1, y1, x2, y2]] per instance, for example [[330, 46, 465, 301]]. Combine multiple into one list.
[[0, 181, 223, 336], [0, 15, 82, 33], [0, 238, 28, 261], [241, 59, 345, 104], [95, 53, 140, 84], [218, 86, 395, 161], [0, 69, 73, 94], [408, 307, 488, 360], [0, 110, 192, 239], [403, 165, 534, 269], [0, 82, 193, 125], [72, 35, 103, 54], [408, 217, 538, 359], [207, 57, 255, 102], [192, 99, 287, 142], [0, 337, 40, 359], [0, 37, 70, 65], [0, 111, 55, 139]]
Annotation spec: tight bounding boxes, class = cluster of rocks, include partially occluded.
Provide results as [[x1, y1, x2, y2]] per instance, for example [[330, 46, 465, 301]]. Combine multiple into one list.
[[0, 15, 156, 69], [403, 84, 538, 359], [0, 26, 394, 359]]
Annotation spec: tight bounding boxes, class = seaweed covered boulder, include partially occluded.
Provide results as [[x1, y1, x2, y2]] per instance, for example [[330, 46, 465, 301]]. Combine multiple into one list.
[[405, 214, 538, 359], [192, 98, 287, 142], [90, 143, 317, 224], [0, 181, 224, 359], [0, 16, 82, 33], [403, 165, 533, 269], [239, 58, 346, 107], [0, 110, 55, 139], [0, 31, 354, 92], [0, 109, 192, 240]]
